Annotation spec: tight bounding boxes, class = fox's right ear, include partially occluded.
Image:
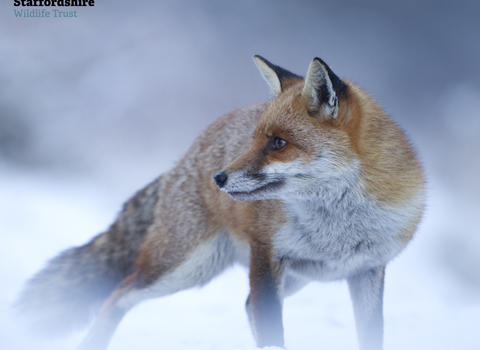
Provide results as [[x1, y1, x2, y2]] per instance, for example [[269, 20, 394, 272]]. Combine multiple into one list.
[[302, 58, 346, 119], [253, 55, 302, 96]]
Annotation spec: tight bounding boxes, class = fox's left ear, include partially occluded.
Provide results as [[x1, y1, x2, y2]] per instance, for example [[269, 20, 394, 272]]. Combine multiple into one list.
[[302, 58, 347, 119], [254, 55, 303, 96]]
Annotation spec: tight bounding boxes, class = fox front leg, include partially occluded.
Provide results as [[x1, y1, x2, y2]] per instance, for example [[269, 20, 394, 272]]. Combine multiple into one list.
[[347, 266, 386, 350], [246, 244, 285, 348]]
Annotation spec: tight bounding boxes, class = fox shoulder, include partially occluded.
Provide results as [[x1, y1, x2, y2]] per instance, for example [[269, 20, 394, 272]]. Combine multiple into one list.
[[343, 82, 425, 208]]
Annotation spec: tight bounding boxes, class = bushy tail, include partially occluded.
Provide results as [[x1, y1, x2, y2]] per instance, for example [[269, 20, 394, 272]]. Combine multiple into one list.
[[15, 178, 160, 337], [15, 239, 125, 336]]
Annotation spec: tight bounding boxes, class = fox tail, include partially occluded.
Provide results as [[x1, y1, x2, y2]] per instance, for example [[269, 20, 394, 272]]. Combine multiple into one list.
[[14, 179, 160, 337]]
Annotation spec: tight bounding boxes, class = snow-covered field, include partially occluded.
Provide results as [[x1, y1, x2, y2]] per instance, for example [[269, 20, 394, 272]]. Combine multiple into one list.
[[1, 1, 479, 349], [0, 167, 479, 350]]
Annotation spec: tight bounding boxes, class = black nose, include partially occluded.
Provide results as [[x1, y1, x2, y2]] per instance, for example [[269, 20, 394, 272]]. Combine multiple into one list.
[[214, 171, 228, 188]]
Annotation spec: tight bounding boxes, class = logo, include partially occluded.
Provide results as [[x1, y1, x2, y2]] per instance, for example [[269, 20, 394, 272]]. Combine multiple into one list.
[[13, 0, 95, 18]]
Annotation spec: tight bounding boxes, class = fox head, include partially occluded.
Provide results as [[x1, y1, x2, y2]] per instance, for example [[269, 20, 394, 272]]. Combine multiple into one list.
[[214, 56, 363, 202]]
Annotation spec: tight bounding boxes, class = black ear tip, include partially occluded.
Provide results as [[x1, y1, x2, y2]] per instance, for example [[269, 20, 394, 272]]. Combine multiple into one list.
[[253, 55, 266, 63], [313, 57, 329, 68], [310, 57, 347, 97]]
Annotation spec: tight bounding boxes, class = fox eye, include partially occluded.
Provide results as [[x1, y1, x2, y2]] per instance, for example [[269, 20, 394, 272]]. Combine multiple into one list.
[[273, 137, 288, 150]]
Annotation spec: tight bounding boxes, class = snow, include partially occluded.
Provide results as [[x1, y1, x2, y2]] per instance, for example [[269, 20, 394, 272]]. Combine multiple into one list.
[[1, 167, 479, 350]]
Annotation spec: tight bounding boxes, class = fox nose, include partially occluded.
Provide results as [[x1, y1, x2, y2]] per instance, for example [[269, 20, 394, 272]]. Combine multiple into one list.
[[214, 171, 228, 188]]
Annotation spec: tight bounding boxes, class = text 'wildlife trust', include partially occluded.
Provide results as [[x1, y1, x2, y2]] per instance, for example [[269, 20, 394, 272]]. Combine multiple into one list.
[[14, 0, 94, 17]]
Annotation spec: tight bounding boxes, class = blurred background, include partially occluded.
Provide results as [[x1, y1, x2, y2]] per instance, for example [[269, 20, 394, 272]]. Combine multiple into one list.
[[1, 1, 479, 349]]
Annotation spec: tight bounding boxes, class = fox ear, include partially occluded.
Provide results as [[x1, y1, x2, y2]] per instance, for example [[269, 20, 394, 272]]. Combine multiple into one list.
[[302, 58, 346, 119], [253, 55, 302, 96]]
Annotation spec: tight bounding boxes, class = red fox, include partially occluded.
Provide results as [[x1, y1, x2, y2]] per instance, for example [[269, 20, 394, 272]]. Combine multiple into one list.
[[16, 56, 425, 350]]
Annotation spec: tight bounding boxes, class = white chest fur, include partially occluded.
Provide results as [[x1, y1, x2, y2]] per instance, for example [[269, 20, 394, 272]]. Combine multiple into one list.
[[273, 183, 410, 281]]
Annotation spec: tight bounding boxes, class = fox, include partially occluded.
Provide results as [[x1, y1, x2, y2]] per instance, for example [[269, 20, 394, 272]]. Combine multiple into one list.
[[16, 55, 425, 350]]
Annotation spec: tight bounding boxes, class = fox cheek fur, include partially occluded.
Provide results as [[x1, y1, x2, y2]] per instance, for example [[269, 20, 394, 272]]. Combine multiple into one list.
[[216, 60, 359, 202], [16, 54, 425, 350]]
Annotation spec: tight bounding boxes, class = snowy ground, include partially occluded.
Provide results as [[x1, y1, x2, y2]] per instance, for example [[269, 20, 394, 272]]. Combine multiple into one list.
[[0, 165, 479, 350]]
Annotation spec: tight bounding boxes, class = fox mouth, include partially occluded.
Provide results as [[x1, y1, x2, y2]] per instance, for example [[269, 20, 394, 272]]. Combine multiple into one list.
[[225, 180, 285, 201]]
